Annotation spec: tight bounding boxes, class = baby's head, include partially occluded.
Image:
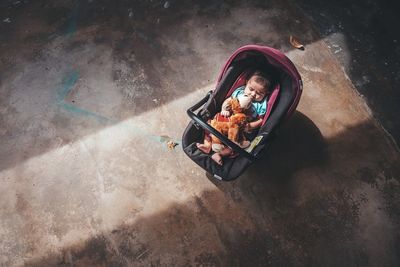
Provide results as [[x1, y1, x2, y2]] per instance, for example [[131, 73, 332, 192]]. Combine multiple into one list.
[[244, 70, 273, 102]]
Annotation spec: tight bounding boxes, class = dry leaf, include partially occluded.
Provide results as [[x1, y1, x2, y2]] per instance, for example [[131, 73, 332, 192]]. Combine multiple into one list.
[[167, 140, 178, 150], [289, 35, 304, 50]]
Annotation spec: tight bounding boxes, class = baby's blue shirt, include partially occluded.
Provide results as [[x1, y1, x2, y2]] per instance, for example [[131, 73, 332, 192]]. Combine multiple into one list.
[[231, 86, 267, 119]]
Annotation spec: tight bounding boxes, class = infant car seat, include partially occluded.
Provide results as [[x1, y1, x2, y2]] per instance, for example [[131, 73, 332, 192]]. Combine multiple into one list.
[[182, 45, 303, 181]]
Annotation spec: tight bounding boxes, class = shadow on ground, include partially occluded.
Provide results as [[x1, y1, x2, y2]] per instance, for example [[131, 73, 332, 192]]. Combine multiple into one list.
[[23, 112, 400, 266]]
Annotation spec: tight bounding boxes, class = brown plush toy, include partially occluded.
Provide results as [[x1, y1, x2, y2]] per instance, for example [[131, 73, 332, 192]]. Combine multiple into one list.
[[196, 95, 252, 165], [209, 95, 251, 151], [210, 112, 248, 145]]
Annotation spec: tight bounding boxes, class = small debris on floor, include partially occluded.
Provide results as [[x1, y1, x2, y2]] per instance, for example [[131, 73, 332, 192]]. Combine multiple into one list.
[[167, 140, 178, 150], [332, 44, 342, 54], [163, 1, 170, 9], [158, 135, 179, 150], [3, 18, 11, 23], [289, 35, 304, 50], [136, 248, 150, 260]]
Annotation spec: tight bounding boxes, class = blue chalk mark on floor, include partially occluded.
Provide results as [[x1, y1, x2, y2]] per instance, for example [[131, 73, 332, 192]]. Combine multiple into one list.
[[57, 70, 180, 147], [66, 1, 79, 38], [57, 70, 116, 124], [57, 70, 78, 102], [61, 102, 112, 125], [58, 1, 181, 148]]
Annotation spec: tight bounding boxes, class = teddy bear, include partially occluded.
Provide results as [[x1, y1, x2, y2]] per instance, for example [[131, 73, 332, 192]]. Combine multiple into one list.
[[196, 94, 252, 163], [210, 111, 248, 150], [211, 93, 251, 145]]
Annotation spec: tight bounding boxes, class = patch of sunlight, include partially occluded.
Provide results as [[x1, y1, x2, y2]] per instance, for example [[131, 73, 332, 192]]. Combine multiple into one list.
[[285, 36, 371, 139], [0, 84, 216, 263]]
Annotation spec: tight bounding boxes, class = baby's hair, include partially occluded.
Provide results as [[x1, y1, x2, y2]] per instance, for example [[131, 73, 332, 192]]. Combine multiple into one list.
[[249, 69, 273, 92]]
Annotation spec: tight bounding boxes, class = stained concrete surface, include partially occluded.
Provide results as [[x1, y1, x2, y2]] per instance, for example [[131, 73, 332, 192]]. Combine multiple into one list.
[[297, 0, 400, 150], [0, 0, 399, 266]]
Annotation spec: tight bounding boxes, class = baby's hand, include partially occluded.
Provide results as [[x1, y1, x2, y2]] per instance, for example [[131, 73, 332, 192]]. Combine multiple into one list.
[[221, 110, 230, 117], [244, 122, 252, 133], [243, 123, 251, 133]]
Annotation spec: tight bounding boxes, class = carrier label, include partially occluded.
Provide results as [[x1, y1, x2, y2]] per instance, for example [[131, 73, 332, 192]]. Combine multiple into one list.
[[246, 136, 263, 153]]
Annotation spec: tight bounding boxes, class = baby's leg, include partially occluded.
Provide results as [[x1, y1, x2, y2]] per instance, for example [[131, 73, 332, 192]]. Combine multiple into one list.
[[196, 134, 212, 154], [211, 146, 232, 166], [219, 146, 233, 157], [211, 153, 223, 165]]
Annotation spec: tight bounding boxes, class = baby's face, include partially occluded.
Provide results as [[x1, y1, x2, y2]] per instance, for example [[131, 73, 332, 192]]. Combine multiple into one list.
[[244, 77, 268, 102]]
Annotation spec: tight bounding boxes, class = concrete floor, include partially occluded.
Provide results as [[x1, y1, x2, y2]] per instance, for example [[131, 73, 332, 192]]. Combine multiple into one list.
[[0, 0, 399, 266], [298, 0, 400, 147]]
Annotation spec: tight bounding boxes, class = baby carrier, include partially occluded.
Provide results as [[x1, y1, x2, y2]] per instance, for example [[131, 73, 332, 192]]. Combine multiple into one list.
[[182, 45, 303, 181]]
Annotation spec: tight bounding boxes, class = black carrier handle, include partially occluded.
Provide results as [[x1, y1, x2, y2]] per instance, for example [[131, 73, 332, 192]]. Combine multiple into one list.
[[187, 91, 257, 163]]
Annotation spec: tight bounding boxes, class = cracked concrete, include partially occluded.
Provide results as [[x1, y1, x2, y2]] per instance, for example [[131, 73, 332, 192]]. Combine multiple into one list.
[[0, 0, 399, 266]]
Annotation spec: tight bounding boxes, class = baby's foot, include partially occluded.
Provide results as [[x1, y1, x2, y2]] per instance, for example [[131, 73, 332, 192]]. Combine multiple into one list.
[[211, 153, 223, 165], [219, 146, 233, 157], [239, 140, 251, 149], [196, 143, 211, 154]]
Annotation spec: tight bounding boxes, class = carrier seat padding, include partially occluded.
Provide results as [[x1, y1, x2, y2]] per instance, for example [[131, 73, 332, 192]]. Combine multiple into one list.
[[183, 133, 252, 181]]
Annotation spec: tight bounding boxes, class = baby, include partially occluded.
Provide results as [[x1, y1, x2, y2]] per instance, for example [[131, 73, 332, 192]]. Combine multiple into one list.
[[226, 69, 272, 133], [198, 69, 273, 165]]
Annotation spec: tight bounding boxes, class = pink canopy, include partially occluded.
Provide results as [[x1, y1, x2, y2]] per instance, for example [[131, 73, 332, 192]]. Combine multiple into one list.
[[217, 45, 303, 117]]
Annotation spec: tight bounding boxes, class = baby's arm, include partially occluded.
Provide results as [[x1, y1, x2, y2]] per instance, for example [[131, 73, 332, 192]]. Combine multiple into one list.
[[245, 118, 263, 132], [220, 97, 232, 117]]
